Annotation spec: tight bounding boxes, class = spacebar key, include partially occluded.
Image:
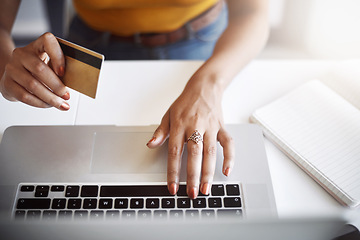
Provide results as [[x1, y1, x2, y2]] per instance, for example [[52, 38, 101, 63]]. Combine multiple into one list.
[[100, 185, 172, 197], [17, 198, 51, 209]]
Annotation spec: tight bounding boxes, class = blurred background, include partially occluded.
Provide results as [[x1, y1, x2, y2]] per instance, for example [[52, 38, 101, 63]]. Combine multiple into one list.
[[12, 0, 360, 59]]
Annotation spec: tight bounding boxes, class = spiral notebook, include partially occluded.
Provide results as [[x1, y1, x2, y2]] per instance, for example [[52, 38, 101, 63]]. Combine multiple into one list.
[[250, 80, 360, 208]]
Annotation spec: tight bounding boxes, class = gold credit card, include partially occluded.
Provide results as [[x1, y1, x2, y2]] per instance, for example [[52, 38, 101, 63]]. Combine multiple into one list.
[[56, 37, 104, 99]]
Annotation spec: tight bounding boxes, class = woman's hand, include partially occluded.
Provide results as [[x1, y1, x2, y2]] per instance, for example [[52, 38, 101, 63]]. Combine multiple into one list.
[[147, 0, 268, 199], [0, 32, 70, 110], [147, 73, 235, 199]]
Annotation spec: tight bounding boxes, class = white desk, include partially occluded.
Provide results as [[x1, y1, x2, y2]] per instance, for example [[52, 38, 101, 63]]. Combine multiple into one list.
[[1, 59, 359, 223]]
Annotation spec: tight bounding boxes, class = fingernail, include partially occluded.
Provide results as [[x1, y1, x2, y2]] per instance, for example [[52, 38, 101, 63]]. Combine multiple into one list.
[[224, 167, 231, 177], [58, 66, 65, 77], [60, 102, 70, 111], [146, 136, 156, 146], [61, 92, 70, 100], [201, 183, 210, 195], [169, 182, 178, 195], [188, 187, 198, 199]]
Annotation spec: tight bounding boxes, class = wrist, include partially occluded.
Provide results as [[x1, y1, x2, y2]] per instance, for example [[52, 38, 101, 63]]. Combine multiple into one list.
[[183, 73, 224, 107], [186, 69, 228, 99], [190, 54, 238, 89]]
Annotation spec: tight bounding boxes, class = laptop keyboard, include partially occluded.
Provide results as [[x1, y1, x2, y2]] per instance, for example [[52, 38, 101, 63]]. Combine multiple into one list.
[[13, 183, 243, 221]]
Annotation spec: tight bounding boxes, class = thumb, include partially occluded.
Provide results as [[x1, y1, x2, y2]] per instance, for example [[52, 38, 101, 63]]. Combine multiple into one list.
[[147, 110, 170, 148]]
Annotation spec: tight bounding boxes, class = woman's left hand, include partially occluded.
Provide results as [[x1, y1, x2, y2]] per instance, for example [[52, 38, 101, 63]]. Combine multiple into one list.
[[146, 74, 235, 199]]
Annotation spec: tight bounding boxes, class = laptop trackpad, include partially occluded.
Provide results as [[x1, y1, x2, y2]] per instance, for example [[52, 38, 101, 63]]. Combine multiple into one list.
[[91, 132, 167, 174]]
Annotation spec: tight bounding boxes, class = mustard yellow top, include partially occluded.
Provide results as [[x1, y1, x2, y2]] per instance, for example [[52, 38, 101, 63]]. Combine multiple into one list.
[[72, 0, 218, 36]]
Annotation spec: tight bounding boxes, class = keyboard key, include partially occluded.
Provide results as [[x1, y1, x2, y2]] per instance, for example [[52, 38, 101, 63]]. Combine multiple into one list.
[[138, 210, 152, 220], [14, 210, 26, 220], [177, 185, 187, 196], [186, 210, 199, 219], [81, 185, 99, 197], [114, 198, 128, 209], [21, 185, 34, 192], [201, 210, 215, 219], [177, 198, 190, 208], [90, 210, 104, 220], [66, 186, 80, 197], [51, 185, 65, 192], [146, 198, 159, 208], [58, 210, 73, 220], [36, 185, 49, 190], [35, 186, 49, 197], [224, 197, 241, 207], [74, 210, 88, 220], [68, 199, 82, 209], [122, 210, 136, 220], [226, 184, 240, 196], [162, 198, 175, 208], [211, 185, 225, 196], [217, 209, 242, 218], [52, 198, 66, 209], [99, 199, 113, 209], [17, 198, 51, 209], [83, 199, 97, 209], [192, 198, 206, 208], [42, 210, 57, 220], [106, 210, 120, 219], [208, 198, 222, 208], [130, 198, 144, 209], [101, 185, 172, 197], [27, 210, 41, 220], [170, 210, 183, 219], [154, 210, 167, 219], [177, 185, 203, 197]]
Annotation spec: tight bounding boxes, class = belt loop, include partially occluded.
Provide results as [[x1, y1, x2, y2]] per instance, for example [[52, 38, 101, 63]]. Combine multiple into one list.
[[185, 22, 195, 39], [134, 32, 142, 46]]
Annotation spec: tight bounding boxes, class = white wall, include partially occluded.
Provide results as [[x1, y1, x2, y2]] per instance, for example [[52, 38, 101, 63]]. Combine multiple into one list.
[[265, 0, 360, 59], [305, 0, 360, 58]]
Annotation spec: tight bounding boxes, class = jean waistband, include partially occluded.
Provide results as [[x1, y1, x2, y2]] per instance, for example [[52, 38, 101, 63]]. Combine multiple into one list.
[[109, 0, 224, 48]]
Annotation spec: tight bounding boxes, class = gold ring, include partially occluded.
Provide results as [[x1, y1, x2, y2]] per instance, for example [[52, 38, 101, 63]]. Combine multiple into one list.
[[187, 130, 203, 144]]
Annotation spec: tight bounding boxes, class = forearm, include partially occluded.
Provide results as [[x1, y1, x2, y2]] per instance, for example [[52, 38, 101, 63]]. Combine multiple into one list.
[[0, 29, 15, 80], [0, 0, 20, 90], [186, 0, 269, 94]]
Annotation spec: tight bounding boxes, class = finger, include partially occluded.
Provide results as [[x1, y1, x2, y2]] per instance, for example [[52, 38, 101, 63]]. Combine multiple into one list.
[[17, 49, 68, 100], [218, 128, 235, 176], [9, 62, 69, 110], [147, 110, 170, 148], [167, 126, 185, 195], [186, 129, 204, 199], [41, 53, 68, 102], [31, 32, 65, 77], [200, 131, 217, 195], [2, 76, 50, 108]]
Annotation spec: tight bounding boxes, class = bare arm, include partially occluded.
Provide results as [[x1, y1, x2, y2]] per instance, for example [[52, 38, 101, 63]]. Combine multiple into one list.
[[190, 0, 269, 92], [0, 0, 20, 86]]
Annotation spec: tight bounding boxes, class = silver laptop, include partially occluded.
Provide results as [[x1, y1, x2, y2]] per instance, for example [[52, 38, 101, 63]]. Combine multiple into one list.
[[0, 124, 345, 239]]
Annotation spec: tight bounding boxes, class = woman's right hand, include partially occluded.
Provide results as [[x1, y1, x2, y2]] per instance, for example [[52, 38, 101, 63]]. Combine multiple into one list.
[[0, 32, 70, 110]]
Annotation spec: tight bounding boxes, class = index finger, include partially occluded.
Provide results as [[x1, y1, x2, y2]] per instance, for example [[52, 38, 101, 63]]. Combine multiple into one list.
[[31, 32, 65, 77]]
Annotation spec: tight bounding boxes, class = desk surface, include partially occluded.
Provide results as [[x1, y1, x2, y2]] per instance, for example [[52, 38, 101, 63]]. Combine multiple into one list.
[[1, 59, 359, 223]]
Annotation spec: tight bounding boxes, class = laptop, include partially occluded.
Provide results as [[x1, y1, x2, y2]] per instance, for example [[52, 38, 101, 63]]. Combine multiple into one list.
[[0, 124, 346, 239]]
